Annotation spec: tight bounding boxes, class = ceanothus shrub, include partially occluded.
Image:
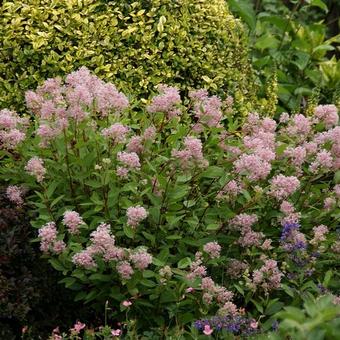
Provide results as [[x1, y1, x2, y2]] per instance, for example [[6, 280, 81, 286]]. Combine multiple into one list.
[[1, 67, 339, 331]]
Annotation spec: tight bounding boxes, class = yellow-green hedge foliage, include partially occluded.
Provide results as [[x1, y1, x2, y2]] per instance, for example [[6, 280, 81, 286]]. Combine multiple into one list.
[[0, 0, 257, 112]]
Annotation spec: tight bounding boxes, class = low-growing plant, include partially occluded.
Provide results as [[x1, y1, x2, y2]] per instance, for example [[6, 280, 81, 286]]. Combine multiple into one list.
[[1, 67, 339, 334], [256, 295, 340, 340]]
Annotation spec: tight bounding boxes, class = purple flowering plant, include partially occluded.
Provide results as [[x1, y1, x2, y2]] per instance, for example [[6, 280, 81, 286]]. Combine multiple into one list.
[[1, 67, 339, 332]]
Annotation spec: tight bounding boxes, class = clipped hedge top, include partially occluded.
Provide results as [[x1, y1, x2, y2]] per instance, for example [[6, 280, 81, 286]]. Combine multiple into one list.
[[0, 0, 257, 112]]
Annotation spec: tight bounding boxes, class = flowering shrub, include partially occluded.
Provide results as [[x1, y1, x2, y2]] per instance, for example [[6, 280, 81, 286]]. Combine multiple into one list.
[[1, 67, 339, 333]]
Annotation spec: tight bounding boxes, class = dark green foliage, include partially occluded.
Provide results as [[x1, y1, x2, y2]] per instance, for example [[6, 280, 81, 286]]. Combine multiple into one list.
[[0, 188, 98, 339], [229, 0, 340, 112]]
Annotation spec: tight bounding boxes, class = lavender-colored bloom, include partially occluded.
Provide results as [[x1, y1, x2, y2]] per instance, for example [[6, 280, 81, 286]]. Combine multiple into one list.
[[272, 320, 279, 331], [280, 223, 300, 242], [193, 315, 259, 336]]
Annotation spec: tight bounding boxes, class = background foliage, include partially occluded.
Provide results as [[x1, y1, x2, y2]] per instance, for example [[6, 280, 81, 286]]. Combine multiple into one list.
[[0, 0, 259, 115], [229, 0, 340, 113]]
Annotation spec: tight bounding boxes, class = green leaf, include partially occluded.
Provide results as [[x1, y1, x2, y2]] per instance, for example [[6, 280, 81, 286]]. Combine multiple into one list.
[[177, 257, 192, 269], [142, 231, 155, 244], [152, 258, 165, 267], [166, 234, 182, 240], [140, 279, 156, 287], [251, 298, 264, 313], [46, 181, 59, 198], [323, 270, 333, 287], [206, 223, 220, 231], [49, 258, 66, 272], [200, 166, 224, 178], [59, 277, 76, 288], [89, 273, 112, 282], [307, 0, 328, 12], [255, 34, 279, 50], [123, 225, 135, 239], [160, 290, 177, 303], [334, 171, 340, 184], [265, 301, 284, 315], [228, 0, 256, 31], [281, 284, 295, 298], [74, 291, 87, 301], [143, 270, 155, 278], [50, 195, 65, 208]]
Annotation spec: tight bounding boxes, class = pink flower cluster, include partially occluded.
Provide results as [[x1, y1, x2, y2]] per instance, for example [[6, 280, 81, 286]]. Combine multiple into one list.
[[102, 123, 130, 144], [38, 222, 66, 254], [313, 126, 340, 170], [285, 114, 312, 139], [314, 105, 338, 128], [70, 321, 86, 334], [147, 84, 181, 118], [310, 225, 328, 246], [334, 185, 340, 199], [130, 248, 153, 270], [234, 113, 276, 181], [229, 213, 264, 248], [116, 261, 134, 280], [280, 201, 301, 225], [126, 205, 148, 228], [72, 223, 123, 269], [189, 90, 223, 129], [25, 67, 128, 146], [62, 210, 84, 234], [187, 252, 207, 280], [25, 157, 46, 182], [203, 241, 221, 259], [229, 213, 258, 230], [0, 109, 27, 149], [324, 197, 336, 211], [309, 150, 334, 173], [172, 136, 208, 168], [284, 146, 307, 172], [216, 180, 242, 200], [125, 126, 157, 155], [6, 185, 24, 205], [72, 251, 97, 269], [269, 175, 300, 200], [200, 276, 236, 315], [72, 222, 152, 277], [252, 259, 283, 293], [117, 151, 140, 168], [117, 151, 141, 177], [227, 259, 249, 278], [126, 136, 143, 154]]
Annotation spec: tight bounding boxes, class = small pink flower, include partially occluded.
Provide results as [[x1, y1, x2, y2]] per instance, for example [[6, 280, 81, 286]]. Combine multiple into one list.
[[25, 157, 46, 182], [203, 324, 213, 335], [22, 326, 28, 334], [71, 321, 86, 334], [122, 300, 132, 307], [126, 205, 148, 227], [112, 329, 121, 336], [186, 287, 194, 293], [203, 241, 221, 259], [52, 327, 60, 334], [250, 320, 258, 329], [6, 185, 24, 205]]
